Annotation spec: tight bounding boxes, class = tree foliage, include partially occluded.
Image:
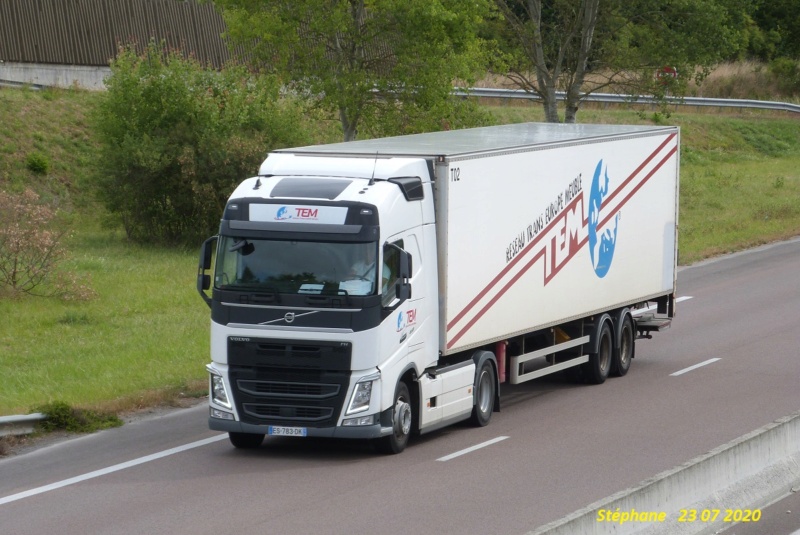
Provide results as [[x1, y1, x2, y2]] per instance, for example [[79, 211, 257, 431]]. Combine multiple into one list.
[[93, 42, 310, 246], [214, 0, 493, 140], [749, 0, 800, 60], [491, 0, 751, 123]]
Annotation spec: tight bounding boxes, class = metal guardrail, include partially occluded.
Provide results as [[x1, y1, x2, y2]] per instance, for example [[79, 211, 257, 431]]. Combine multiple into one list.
[[1, 72, 798, 113], [0, 78, 43, 90], [0, 413, 47, 437], [460, 87, 800, 114]]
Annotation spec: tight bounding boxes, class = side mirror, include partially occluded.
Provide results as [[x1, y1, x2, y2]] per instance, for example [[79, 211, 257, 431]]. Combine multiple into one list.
[[201, 236, 215, 270], [197, 236, 218, 308]]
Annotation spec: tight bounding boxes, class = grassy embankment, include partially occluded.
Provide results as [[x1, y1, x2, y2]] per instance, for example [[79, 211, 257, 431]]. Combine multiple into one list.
[[0, 85, 799, 417]]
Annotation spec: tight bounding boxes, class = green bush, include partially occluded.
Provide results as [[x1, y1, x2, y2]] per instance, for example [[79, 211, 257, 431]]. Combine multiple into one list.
[[35, 401, 122, 433], [768, 58, 800, 95], [25, 151, 50, 175], [92, 42, 312, 246]]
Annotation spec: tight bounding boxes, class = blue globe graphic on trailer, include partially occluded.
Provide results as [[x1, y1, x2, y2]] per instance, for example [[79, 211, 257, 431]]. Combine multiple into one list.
[[588, 160, 619, 278]]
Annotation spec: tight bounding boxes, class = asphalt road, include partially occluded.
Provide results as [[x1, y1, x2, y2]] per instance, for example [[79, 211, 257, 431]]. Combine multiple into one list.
[[1, 238, 799, 535], [719, 490, 800, 535]]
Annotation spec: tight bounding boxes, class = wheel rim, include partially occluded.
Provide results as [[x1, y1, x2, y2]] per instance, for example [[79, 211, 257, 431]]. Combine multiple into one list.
[[394, 397, 411, 437], [477, 369, 492, 414], [620, 322, 633, 368], [599, 330, 612, 373]]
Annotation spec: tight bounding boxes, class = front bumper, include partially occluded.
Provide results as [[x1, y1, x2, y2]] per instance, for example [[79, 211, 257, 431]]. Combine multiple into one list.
[[209, 413, 391, 439]]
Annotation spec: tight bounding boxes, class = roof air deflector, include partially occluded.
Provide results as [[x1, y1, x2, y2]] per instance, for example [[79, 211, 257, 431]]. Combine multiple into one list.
[[388, 177, 424, 201]]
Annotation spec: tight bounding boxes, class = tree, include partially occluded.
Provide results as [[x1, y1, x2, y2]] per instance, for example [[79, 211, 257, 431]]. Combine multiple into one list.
[[491, 0, 750, 123], [214, 0, 492, 141], [93, 42, 310, 245]]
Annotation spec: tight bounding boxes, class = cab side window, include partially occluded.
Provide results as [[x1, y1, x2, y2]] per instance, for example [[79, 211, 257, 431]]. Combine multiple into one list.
[[381, 240, 403, 305]]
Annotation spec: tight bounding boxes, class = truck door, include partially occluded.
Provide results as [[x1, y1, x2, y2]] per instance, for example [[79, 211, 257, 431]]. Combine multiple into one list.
[[376, 233, 424, 372]]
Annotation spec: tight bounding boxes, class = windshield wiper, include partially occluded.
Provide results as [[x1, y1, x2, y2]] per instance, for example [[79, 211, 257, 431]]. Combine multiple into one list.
[[251, 285, 281, 304], [305, 286, 352, 307]]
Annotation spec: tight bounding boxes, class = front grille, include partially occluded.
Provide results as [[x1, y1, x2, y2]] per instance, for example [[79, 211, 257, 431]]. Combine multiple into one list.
[[237, 380, 339, 399], [227, 337, 352, 427]]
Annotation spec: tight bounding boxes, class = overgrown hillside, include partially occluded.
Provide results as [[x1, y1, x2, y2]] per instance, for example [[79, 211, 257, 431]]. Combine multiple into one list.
[[0, 88, 98, 204], [0, 85, 799, 417]]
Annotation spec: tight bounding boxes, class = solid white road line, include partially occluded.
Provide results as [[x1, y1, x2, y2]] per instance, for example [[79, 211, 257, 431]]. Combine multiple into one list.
[[0, 434, 229, 506], [436, 436, 509, 462], [670, 358, 722, 377]]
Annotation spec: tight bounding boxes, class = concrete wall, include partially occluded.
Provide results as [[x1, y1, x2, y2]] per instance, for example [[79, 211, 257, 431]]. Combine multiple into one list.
[[0, 62, 110, 90]]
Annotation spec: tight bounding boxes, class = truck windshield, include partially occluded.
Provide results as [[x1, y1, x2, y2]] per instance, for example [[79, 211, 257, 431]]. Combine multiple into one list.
[[214, 236, 379, 296]]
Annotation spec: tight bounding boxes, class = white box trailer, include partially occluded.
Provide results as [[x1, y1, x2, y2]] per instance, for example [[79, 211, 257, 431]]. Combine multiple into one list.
[[198, 122, 679, 453]]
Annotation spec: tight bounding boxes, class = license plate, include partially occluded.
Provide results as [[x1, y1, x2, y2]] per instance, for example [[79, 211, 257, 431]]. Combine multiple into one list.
[[268, 426, 307, 437]]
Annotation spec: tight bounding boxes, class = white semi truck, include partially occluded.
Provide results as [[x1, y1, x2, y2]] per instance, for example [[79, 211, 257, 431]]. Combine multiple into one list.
[[197, 122, 679, 453]]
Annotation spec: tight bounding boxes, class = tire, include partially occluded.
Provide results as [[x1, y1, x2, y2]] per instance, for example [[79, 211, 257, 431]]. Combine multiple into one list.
[[469, 360, 496, 427], [229, 432, 264, 449], [611, 313, 635, 377], [584, 321, 612, 384], [375, 381, 412, 454]]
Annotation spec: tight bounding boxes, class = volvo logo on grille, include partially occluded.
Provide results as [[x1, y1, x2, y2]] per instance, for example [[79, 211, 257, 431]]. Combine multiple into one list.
[[259, 310, 318, 326], [230, 337, 250, 342]]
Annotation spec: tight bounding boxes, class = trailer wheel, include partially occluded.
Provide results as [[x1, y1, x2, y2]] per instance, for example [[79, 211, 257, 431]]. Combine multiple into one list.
[[229, 432, 264, 449], [375, 381, 412, 454], [470, 360, 496, 427], [585, 321, 612, 384], [611, 313, 635, 377]]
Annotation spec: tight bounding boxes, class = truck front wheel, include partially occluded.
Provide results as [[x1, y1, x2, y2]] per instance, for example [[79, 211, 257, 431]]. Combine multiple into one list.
[[375, 382, 412, 454], [469, 360, 496, 427], [229, 432, 264, 449]]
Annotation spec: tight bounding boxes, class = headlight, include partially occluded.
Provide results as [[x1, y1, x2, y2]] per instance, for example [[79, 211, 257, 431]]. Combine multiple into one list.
[[210, 373, 231, 408], [348, 381, 372, 414], [346, 372, 379, 415]]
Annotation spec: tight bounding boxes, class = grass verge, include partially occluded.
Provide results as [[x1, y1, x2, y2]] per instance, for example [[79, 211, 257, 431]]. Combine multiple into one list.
[[0, 215, 209, 415]]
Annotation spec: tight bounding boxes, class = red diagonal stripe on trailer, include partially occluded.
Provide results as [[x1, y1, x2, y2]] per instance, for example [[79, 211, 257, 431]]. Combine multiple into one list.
[[603, 133, 676, 209], [444, 195, 557, 331], [598, 145, 678, 230]]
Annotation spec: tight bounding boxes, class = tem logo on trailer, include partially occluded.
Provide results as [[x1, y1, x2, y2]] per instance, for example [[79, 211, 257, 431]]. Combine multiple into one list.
[[588, 160, 619, 278]]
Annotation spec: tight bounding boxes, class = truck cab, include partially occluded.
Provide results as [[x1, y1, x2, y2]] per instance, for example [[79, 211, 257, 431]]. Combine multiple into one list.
[[197, 154, 484, 453]]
